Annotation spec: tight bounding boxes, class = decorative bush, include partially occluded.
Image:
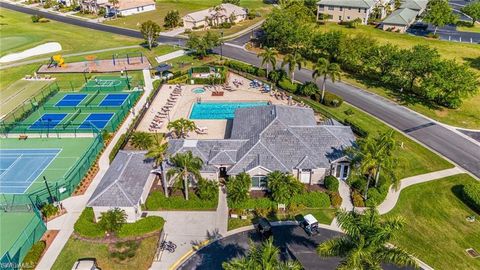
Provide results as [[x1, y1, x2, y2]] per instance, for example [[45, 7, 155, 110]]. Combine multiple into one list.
[[463, 182, 480, 212], [229, 197, 275, 210], [109, 133, 127, 163], [41, 203, 59, 219], [226, 173, 251, 205], [22, 240, 46, 269], [365, 188, 383, 207], [278, 78, 300, 93], [145, 191, 218, 210], [329, 192, 342, 208], [31, 15, 41, 23], [324, 175, 339, 192], [196, 178, 218, 201], [352, 191, 365, 207], [322, 91, 343, 107], [110, 240, 140, 261], [224, 60, 266, 77], [290, 191, 331, 208], [117, 216, 165, 238]]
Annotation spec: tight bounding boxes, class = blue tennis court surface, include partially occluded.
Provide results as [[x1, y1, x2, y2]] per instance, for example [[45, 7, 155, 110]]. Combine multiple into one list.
[[29, 113, 67, 129], [99, 93, 129, 106], [55, 94, 87, 107], [79, 113, 114, 129], [0, 149, 60, 194]]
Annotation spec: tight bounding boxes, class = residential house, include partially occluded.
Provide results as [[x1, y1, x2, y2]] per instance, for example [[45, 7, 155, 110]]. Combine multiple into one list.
[[80, 0, 108, 14], [317, 0, 376, 24], [399, 0, 428, 13], [81, 0, 155, 16], [87, 151, 155, 223], [182, 3, 248, 30], [163, 105, 355, 190], [382, 8, 418, 32]]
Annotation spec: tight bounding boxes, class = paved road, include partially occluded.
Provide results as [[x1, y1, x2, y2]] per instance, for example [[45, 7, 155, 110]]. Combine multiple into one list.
[[2, 1, 480, 179], [179, 226, 411, 270]]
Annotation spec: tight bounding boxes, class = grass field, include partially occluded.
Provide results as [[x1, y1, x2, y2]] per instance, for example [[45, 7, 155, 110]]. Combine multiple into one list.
[[317, 23, 480, 129], [458, 22, 480, 33], [0, 137, 96, 193], [52, 235, 159, 270], [299, 98, 454, 179], [0, 8, 140, 60], [387, 174, 480, 270], [105, 0, 271, 32], [0, 79, 51, 117]]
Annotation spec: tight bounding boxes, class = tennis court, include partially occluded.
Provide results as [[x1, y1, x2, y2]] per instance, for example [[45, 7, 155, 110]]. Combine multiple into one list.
[[79, 113, 114, 129], [82, 76, 130, 91], [55, 94, 87, 107], [29, 113, 67, 130], [99, 93, 129, 106], [0, 149, 61, 194]]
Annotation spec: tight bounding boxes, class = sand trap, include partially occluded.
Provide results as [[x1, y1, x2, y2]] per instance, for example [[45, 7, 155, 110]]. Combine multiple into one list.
[[0, 42, 62, 63]]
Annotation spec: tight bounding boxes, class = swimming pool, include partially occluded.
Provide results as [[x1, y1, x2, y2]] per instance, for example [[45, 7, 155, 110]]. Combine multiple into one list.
[[192, 87, 206, 94], [189, 101, 269, 120]]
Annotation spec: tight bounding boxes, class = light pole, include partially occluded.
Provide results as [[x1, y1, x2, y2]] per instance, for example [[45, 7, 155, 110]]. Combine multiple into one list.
[[43, 176, 54, 204], [121, 69, 131, 90]]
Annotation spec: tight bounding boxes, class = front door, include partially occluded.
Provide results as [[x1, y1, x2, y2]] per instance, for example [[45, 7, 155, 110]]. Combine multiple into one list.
[[219, 167, 227, 178], [335, 164, 349, 180], [300, 170, 311, 184]]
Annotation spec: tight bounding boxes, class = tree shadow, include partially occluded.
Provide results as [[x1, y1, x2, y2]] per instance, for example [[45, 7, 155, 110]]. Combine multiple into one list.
[[463, 57, 480, 71], [451, 185, 480, 215]]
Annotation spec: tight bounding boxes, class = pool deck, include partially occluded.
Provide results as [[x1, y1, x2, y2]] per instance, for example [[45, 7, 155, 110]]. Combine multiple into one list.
[[137, 73, 292, 139]]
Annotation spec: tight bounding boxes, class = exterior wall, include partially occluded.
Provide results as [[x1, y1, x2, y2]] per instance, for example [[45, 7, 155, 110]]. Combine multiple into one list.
[[382, 23, 408, 33], [317, 4, 372, 24], [117, 4, 155, 16], [92, 205, 140, 223], [183, 19, 207, 29], [200, 172, 219, 181], [140, 174, 156, 205], [311, 168, 327, 185], [245, 166, 271, 190]]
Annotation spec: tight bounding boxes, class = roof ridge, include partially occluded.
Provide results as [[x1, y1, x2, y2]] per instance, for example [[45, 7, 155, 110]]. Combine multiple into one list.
[[116, 182, 136, 206], [258, 141, 290, 171]]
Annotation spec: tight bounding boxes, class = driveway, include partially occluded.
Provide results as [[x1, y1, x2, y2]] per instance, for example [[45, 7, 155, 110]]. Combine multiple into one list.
[[178, 226, 412, 270]]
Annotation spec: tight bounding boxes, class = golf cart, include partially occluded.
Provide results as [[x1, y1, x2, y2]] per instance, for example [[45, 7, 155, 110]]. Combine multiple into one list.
[[300, 214, 320, 236], [255, 217, 272, 239], [71, 258, 101, 270]]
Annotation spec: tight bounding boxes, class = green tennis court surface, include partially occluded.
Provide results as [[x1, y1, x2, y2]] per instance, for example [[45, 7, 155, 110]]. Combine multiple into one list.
[[0, 137, 95, 194], [82, 76, 131, 91], [0, 211, 42, 260]]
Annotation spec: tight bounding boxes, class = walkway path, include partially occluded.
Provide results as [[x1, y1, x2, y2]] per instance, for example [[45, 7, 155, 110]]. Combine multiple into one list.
[[148, 186, 228, 269], [35, 69, 154, 270], [155, 50, 187, 64]]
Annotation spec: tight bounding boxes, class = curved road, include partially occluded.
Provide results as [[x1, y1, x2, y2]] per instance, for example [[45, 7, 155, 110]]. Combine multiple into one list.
[[2, 1, 480, 179]]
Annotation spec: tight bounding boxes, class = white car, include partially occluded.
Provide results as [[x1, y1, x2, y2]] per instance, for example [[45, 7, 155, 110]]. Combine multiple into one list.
[[71, 258, 101, 270]]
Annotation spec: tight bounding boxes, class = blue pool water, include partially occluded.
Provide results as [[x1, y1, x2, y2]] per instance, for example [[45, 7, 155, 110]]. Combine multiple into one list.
[[190, 102, 268, 120], [192, 87, 206, 94]]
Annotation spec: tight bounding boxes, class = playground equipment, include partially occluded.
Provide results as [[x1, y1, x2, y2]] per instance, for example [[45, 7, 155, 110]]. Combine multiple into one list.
[[112, 52, 144, 66], [48, 55, 66, 68]]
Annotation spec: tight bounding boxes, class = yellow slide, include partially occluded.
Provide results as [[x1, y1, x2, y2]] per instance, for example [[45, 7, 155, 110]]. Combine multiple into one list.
[[52, 54, 66, 67]]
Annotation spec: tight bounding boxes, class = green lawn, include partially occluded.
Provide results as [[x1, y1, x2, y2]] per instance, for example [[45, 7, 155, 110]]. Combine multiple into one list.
[[458, 22, 480, 34], [105, 0, 271, 31], [0, 8, 140, 60], [52, 235, 159, 270], [299, 98, 454, 179], [316, 23, 480, 129], [386, 174, 480, 270], [145, 191, 218, 210], [0, 79, 51, 117]]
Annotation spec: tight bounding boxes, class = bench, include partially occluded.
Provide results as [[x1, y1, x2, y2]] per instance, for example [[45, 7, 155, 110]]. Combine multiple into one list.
[[19, 135, 28, 140]]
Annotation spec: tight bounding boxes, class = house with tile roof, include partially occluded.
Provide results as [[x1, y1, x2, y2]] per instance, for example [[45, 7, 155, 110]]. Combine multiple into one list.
[[87, 151, 156, 222], [316, 0, 377, 24], [399, 0, 428, 13], [81, 0, 155, 16], [182, 3, 248, 30], [382, 8, 419, 32], [163, 105, 355, 190]]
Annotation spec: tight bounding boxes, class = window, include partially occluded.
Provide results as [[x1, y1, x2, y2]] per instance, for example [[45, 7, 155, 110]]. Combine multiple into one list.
[[319, 5, 324, 11], [328, 6, 334, 10], [347, 16, 350, 20], [364, 8, 367, 13], [137, 7, 140, 11], [358, 8, 361, 13], [252, 175, 268, 188], [339, 16, 342, 20], [339, 7, 343, 11], [348, 7, 351, 10]]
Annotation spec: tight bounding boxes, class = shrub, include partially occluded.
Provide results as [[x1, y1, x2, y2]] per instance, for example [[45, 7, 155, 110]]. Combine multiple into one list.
[[109, 133, 127, 163], [196, 178, 218, 201], [74, 208, 104, 238], [463, 182, 480, 212], [329, 192, 342, 208], [40, 203, 59, 219], [324, 176, 339, 192], [278, 78, 300, 93], [344, 119, 369, 137], [110, 240, 140, 261], [145, 191, 217, 210], [31, 15, 41, 23], [352, 191, 365, 207], [322, 91, 343, 107], [99, 208, 127, 234], [365, 188, 383, 207], [22, 240, 46, 269], [290, 191, 331, 208], [117, 216, 165, 238], [267, 172, 305, 203], [230, 197, 275, 209], [225, 60, 266, 77], [227, 173, 251, 205]]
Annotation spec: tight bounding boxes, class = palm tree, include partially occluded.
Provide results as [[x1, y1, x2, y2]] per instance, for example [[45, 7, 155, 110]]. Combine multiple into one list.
[[347, 131, 398, 200], [317, 208, 418, 270], [223, 238, 302, 270], [167, 118, 197, 138], [99, 208, 127, 234], [267, 171, 304, 203], [281, 52, 305, 83], [258, 47, 277, 79], [167, 151, 203, 200], [130, 131, 154, 150], [312, 58, 341, 103], [146, 134, 169, 196]]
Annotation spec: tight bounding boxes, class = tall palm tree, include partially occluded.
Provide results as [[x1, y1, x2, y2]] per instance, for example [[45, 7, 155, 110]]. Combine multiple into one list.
[[223, 238, 302, 270], [167, 151, 203, 200], [312, 58, 341, 103], [258, 47, 277, 79], [347, 131, 398, 200], [130, 131, 154, 150], [167, 118, 197, 138], [146, 133, 169, 196], [318, 208, 418, 270], [281, 52, 305, 83]]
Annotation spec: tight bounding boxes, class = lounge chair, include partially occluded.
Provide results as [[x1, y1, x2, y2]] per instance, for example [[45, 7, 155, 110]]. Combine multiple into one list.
[[195, 128, 208, 135]]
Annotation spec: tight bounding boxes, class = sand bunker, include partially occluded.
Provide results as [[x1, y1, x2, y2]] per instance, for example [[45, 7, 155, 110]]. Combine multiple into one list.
[[0, 42, 62, 63]]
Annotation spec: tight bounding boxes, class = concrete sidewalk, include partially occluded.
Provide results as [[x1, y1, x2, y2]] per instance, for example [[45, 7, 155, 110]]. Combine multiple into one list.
[[35, 69, 154, 270]]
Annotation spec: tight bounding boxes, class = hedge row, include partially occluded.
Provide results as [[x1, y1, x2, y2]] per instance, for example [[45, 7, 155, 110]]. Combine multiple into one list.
[[145, 191, 218, 210], [117, 216, 165, 238], [463, 182, 480, 212], [22, 240, 46, 269], [109, 133, 127, 163], [224, 60, 266, 77]]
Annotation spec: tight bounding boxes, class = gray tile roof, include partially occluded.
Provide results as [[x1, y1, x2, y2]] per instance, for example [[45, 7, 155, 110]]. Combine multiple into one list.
[[383, 8, 418, 26], [317, 0, 375, 8], [88, 151, 154, 207], [166, 105, 355, 174], [400, 0, 427, 11]]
